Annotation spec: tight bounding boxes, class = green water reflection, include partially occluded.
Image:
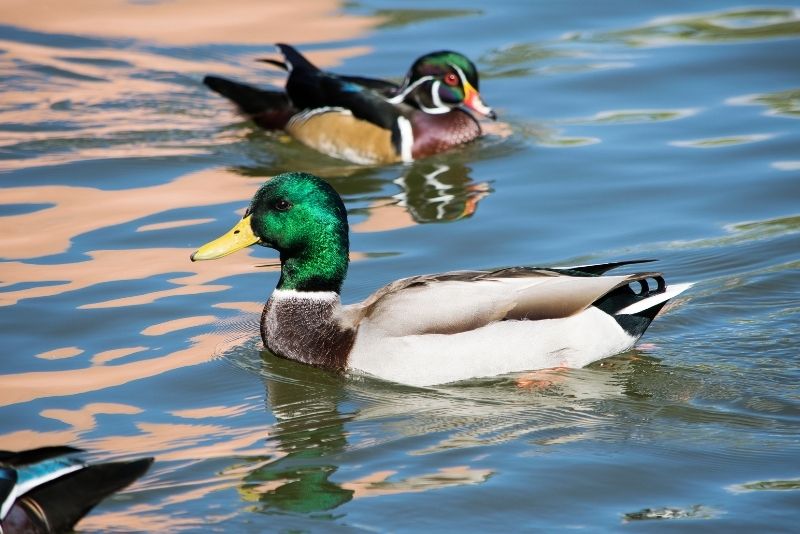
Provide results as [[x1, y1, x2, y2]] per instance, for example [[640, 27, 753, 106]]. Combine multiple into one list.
[[577, 8, 800, 47], [239, 355, 353, 514], [733, 87, 800, 119], [373, 8, 481, 29], [229, 349, 722, 515], [238, 352, 499, 515]]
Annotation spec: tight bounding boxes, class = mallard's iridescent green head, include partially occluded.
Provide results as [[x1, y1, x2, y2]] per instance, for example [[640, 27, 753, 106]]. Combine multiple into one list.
[[399, 51, 496, 119], [191, 172, 349, 293]]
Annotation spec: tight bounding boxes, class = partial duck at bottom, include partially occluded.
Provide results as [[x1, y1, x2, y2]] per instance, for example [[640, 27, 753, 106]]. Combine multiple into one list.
[[0, 446, 152, 533], [192, 172, 691, 387]]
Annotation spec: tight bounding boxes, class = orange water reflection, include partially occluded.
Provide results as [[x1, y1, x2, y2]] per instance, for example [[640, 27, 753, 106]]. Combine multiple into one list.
[[0, 246, 371, 309], [352, 200, 417, 233], [142, 316, 218, 336], [0, 246, 266, 307], [0, 33, 371, 172], [137, 219, 216, 233], [0, 164, 403, 314], [34, 346, 84, 360], [0, 167, 259, 260], [92, 346, 149, 365], [171, 404, 253, 419], [0, 334, 201, 408], [0, 0, 376, 45]]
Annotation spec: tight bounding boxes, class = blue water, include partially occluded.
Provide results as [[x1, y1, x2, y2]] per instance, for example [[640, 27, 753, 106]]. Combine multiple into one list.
[[1, 0, 799, 531]]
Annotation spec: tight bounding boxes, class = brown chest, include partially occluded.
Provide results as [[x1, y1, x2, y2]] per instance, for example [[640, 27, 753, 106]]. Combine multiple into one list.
[[261, 295, 355, 370], [410, 109, 482, 159]]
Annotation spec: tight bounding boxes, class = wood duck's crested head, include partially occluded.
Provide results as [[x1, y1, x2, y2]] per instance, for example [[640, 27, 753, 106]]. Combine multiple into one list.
[[192, 172, 350, 293], [394, 51, 496, 120]]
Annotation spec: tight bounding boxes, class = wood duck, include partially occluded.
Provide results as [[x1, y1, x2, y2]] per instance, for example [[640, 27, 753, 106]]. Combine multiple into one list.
[[0, 446, 152, 533], [203, 44, 496, 165], [191, 172, 692, 387]]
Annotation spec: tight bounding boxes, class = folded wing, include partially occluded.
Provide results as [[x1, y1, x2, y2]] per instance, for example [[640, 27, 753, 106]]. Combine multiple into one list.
[[352, 264, 668, 337]]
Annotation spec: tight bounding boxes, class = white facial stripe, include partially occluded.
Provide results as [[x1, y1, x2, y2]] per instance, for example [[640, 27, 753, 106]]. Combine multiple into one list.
[[396, 116, 414, 162], [418, 80, 451, 114], [431, 80, 445, 108], [418, 102, 451, 114], [450, 63, 494, 116], [386, 75, 434, 104], [451, 64, 468, 85]]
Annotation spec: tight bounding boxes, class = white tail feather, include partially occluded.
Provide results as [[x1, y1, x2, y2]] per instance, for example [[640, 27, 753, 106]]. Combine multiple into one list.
[[616, 282, 693, 315]]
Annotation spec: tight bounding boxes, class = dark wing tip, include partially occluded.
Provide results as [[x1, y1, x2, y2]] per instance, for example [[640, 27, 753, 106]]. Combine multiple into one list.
[[202, 74, 224, 88], [561, 259, 658, 276], [257, 58, 288, 70], [25, 456, 155, 532], [124, 457, 155, 480]]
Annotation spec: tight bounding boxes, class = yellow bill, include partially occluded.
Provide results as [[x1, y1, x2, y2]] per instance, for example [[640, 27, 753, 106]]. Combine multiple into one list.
[[190, 215, 259, 261]]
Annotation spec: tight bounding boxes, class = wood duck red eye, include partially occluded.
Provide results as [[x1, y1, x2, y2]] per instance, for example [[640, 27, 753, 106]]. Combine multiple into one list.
[[444, 73, 459, 86]]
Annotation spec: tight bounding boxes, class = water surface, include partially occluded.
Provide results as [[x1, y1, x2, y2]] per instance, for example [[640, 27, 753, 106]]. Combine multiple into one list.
[[1, 0, 799, 531]]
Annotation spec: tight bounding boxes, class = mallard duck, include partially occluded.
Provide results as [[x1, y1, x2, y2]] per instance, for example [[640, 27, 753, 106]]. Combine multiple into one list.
[[203, 44, 495, 164], [191, 172, 691, 386], [0, 446, 152, 533]]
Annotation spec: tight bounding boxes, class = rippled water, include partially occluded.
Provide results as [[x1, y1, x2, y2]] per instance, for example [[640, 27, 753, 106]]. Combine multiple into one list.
[[1, 0, 799, 531]]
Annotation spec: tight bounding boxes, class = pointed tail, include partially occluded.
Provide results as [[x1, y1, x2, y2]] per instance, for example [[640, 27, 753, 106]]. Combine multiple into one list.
[[23, 457, 153, 532], [203, 76, 296, 129], [275, 43, 320, 73], [613, 281, 693, 338], [204, 76, 289, 115]]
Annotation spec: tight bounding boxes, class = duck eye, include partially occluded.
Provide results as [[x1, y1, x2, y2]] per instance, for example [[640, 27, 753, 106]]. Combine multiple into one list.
[[444, 73, 459, 86], [274, 199, 292, 212]]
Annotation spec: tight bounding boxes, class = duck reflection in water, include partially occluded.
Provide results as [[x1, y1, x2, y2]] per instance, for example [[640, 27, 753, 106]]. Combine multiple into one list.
[[234, 159, 491, 234], [238, 353, 355, 514], [235, 350, 497, 515], [229, 347, 684, 515], [389, 163, 490, 224]]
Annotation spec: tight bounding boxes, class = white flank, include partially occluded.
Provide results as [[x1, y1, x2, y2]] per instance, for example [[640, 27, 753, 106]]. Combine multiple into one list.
[[616, 282, 693, 315], [271, 289, 339, 302], [348, 306, 637, 387], [1, 462, 85, 519], [397, 117, 414, 162]]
